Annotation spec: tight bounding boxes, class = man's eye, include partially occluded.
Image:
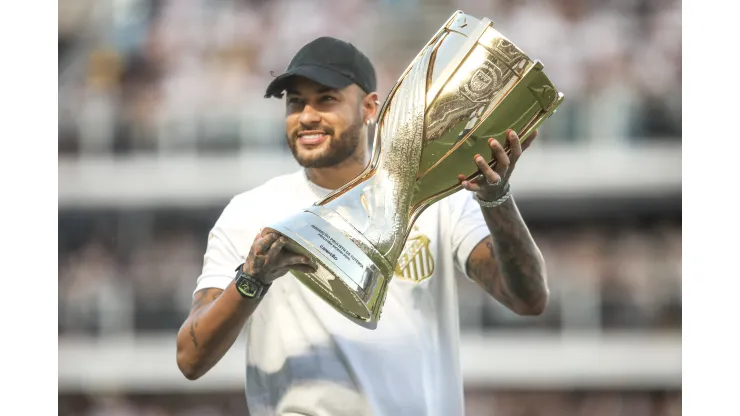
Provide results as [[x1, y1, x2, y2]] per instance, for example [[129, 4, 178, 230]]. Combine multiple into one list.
[[321, 96, 336, 102], [287, 97, 303, 105]]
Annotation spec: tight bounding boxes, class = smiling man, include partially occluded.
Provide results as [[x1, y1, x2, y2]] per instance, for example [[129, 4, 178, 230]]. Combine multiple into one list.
[[175, 36, 549, 416]]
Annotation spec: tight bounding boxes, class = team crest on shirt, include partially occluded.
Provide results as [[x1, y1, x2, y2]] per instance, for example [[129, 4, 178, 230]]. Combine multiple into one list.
[[394, 226, 435, 283]]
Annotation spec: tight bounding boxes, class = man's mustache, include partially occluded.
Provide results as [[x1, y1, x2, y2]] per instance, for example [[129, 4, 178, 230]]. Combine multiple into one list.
[[292, 125, 335, 138]]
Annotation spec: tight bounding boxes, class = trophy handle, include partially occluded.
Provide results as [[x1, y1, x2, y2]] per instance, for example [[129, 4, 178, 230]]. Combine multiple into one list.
[[315, 11, 466, 207]]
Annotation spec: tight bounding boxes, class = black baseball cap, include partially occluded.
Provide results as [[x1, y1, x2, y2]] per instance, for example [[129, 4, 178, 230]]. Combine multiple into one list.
[[264, 37, 377, 99]]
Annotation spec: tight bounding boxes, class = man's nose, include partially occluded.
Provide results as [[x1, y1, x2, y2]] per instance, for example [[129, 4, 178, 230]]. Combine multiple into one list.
[[299, 104, 321, 126]]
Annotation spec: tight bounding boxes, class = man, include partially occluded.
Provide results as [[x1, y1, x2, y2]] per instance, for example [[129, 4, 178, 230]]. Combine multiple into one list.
[[176, 37, 549, 416]]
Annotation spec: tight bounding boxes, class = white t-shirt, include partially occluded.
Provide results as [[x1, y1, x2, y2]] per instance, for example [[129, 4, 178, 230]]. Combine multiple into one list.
[[195, 169, 490, 416]]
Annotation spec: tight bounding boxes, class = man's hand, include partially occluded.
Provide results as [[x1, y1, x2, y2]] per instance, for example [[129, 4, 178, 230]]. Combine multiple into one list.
[[176, 227, 314, 381], [457, 129, 538, 201], [243, 228, 317, 283], [457, 128, 549, 315]]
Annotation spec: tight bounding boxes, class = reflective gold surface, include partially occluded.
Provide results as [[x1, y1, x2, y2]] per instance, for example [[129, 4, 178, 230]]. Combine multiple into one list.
[[270, 10, 564, 328]]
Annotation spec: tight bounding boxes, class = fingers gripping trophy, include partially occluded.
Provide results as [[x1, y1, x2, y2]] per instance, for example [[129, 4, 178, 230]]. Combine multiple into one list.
[[269, 10, 564, 328]]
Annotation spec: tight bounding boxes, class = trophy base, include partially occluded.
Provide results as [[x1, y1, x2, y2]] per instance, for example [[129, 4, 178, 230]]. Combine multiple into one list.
[[269, 209, 391, 329]]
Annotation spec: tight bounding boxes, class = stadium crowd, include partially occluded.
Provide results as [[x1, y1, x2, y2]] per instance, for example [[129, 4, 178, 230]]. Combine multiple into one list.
[[60, 390, 681, 416], [58, 0, 681, 155], [58, 216, 681, 336]]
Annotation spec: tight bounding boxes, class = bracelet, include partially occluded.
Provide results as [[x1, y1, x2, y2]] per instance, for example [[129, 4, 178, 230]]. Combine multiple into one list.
[[473, 187, 512, 208]]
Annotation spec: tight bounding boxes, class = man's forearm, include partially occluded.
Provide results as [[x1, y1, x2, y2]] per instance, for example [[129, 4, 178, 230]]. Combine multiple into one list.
[[477, 196, 549, 314], [176, 284, 260, 380]]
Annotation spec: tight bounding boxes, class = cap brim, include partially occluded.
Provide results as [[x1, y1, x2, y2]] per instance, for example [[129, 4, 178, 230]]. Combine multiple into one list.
[[264, 65, 355, 98]]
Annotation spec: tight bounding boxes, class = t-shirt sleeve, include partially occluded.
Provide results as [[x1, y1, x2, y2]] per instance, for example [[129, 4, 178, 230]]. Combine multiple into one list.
[[444, 191, 490, 278], [193, 198, 254, 296]]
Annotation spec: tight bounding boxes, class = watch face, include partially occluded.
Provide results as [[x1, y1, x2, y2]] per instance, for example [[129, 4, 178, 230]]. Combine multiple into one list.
[[237, 276, 260, 298]]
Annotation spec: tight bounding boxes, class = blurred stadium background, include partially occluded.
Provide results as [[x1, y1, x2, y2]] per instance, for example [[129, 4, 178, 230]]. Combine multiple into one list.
[[58, 0, 681, 415]]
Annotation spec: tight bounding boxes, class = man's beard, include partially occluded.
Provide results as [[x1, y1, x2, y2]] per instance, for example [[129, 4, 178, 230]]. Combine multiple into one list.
[[287, 117, 364, 169]]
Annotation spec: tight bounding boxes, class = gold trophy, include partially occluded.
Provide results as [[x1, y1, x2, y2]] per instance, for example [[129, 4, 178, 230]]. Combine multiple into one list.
[[270, 11, 564, 329]]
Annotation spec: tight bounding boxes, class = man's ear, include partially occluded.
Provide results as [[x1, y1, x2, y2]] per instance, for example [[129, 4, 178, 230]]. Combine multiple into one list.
[[362, 92, 379, 124]]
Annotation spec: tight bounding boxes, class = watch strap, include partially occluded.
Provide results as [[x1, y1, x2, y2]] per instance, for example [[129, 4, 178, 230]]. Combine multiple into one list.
[[234, 264, 271, 299]]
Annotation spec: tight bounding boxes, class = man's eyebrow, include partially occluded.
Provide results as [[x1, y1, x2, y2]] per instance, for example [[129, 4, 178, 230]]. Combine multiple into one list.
[[317, 86, 338, 94], [286, 86, 339, 95]]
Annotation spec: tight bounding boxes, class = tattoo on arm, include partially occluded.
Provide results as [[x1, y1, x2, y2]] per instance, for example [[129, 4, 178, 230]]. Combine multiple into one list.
[[467, 198, 547, 312], [467, 238, 515, 310], [189, 288, 223, 349]]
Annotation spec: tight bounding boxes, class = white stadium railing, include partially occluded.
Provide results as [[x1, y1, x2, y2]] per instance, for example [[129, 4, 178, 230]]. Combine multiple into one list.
[[58, 331, 681, 393]]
